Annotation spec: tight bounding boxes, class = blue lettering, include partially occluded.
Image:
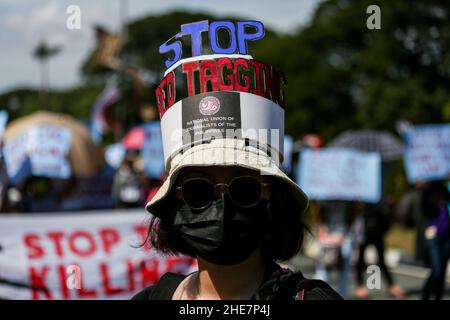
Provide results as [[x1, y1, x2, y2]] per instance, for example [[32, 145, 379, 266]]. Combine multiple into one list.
[[180, 20, 209, 57], [237, 21, 265, 54], [159, 20, 266, 68], [159, 40, 182, 69], [210, 21, 237, 54]]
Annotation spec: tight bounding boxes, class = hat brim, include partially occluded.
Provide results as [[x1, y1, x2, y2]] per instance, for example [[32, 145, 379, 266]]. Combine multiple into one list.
[[145, 139, 308, 217]]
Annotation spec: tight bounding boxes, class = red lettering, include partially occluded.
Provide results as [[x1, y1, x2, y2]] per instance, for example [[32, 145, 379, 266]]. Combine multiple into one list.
[[140, 259, 159, 288], [68, 230, 96, 257], [165, 256, 196, 274], [155, 85, 165, 118], [182, 61, 199, 96], [57, 264, 70, 299], [47, 231, 65, 258], [24, 233, 44, 260], [133, 224, 151, 251], [29, 266, 52, 300], [126, 260, 136, 292], [76, 269, 97, 298], [100, 228, 120, 255], [100, 262, 125, 296], [158, 58, 285, 110], [217, 57, 234, 91], [200, 60, 218, 93], [250, 60, 265, 97], [158, 76, 167, 110], [155, 72, 176, 118], [166, 71, 176, 108], [263, 64, 273, 100], [234, 58, 250, 92], [133, 224, 148, 241]]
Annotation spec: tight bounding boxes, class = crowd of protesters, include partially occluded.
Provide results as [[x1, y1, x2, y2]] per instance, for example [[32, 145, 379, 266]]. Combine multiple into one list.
[[0, 129, 449, 300], [310, 180, 449, 300]]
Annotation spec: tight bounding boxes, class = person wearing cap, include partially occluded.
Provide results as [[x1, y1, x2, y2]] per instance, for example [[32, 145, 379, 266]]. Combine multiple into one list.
[[133, 20, 341, 300]]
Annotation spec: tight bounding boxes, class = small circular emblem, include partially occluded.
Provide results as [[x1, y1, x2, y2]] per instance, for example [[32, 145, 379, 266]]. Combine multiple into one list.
[[199, 96, 220, 116]]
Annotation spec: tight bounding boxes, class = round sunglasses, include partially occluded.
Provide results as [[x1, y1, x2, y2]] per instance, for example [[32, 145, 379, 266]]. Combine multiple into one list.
[[176, 176, 270, 210]]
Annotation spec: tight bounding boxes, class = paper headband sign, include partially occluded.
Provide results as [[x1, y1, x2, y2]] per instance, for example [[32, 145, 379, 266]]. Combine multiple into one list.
[[156, 20, 285, 166], [156, 56, 286, 118]]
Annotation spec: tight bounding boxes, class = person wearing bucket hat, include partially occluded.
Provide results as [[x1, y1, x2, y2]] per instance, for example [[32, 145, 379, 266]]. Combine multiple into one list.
[[133, 20, 341, 300]]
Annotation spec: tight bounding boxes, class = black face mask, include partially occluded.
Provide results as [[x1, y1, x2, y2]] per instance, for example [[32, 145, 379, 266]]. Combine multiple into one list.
[[173, 194, 271, 265]]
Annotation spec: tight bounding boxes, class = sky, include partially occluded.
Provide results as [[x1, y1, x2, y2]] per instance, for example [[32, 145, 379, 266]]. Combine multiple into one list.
[[0, 0, 321, 93]]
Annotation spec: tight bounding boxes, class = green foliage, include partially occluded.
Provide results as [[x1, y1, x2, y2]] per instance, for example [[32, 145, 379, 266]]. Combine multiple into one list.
[[0, 85, 103, 122], [2, 1, 449, 142], [121, 1, 450, 141], [275, 0, 450, 140], [33, 41, 61, 61]]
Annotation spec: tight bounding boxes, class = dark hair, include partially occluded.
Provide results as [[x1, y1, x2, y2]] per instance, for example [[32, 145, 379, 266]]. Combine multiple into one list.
[[145, 177, 308, 261]]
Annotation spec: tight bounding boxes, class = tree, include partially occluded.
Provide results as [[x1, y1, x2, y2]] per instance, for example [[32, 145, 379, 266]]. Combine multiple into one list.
[[269, 0, 450, 140], [33, 41, 61, 108], [18, 2, 450, 142]]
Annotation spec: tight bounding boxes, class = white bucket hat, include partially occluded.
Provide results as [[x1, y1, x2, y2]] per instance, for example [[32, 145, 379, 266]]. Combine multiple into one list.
[[145, 138, 308, 217]]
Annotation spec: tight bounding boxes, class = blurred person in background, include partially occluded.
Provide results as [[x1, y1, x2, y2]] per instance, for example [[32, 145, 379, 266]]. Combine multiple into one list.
[[112, 149, 144, 208], [355, 198, 405, 299], [314, 200, 362, 298], [0, 144, 8, 212], [411, 181, 428, 266], [420, 180, 450, 300]]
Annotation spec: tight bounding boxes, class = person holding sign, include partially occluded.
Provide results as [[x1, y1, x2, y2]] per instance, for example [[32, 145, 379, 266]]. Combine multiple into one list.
[[420, 180, 450, 300], [133, 20, 341, 300]]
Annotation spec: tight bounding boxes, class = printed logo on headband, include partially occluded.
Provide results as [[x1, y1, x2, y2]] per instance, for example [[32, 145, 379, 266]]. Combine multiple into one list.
[[199, 96, 220, 116]]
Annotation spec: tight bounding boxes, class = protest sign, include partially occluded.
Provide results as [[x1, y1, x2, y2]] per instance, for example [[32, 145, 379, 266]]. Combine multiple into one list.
[[297, 148, 381, 203], [0, 110, 8, 139], [403, 124, 450, 183], [141, 122, 165, 179], [283, 135, 294, 174], [0, 209, 196, 300], [3, 126, 72, 184]]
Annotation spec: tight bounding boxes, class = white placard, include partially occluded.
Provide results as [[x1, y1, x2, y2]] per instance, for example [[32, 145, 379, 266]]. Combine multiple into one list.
[[297, 148, 381, 203]]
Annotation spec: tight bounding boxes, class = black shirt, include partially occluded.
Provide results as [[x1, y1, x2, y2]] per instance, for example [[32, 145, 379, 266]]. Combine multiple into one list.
[[132, 266, 342, 300]]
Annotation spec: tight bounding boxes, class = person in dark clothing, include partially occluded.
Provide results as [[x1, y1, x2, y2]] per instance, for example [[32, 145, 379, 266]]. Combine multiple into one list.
[[0, 148, 9, 212], [420, 180, 450, 300], [355, 199, 405, 299], [133, 18, 341, 301], [133, 166, 342, 300], [134, 260, 341, 300]]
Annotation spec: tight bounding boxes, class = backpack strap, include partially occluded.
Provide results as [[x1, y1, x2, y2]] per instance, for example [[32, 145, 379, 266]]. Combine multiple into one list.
[[294, 277, 344, 300], [274, 273, 341, 300], [273, 272, 307, 300], [148, 272, 187, 300]]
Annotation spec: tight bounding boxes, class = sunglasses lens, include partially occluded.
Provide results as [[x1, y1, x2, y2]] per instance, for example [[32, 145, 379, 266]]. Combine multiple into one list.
[[229, 177, 262, 207], [182, 179, 215, 209]]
